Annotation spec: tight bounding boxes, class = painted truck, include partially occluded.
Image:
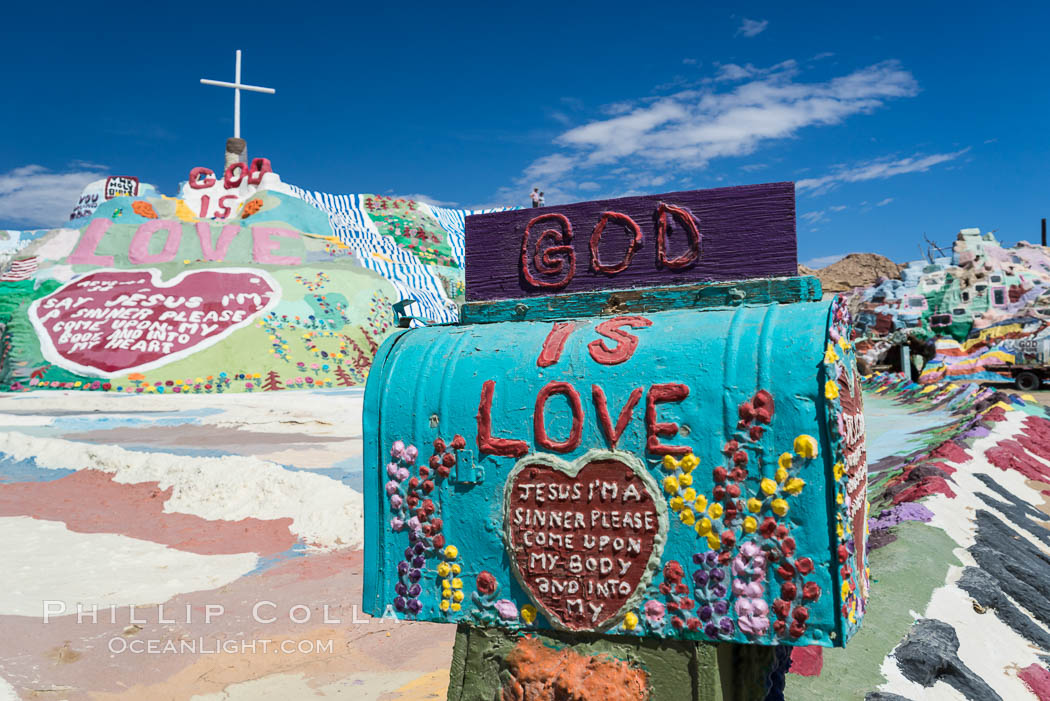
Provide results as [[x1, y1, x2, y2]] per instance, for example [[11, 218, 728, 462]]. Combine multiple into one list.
[[362, 182, 867, 651]]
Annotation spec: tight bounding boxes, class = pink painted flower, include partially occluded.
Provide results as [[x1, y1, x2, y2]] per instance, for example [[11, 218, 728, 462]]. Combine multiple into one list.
[[644, 600, 666, 624], [494, 599, 518, 620]]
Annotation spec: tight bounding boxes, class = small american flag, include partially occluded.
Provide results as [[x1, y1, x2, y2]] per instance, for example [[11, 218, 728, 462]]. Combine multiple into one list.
[[1, 257, 38, 282]]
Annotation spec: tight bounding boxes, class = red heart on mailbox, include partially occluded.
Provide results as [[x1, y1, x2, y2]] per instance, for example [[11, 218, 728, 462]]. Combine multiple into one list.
[[503, 450, 668, 631], [28, 268, 279, 378]]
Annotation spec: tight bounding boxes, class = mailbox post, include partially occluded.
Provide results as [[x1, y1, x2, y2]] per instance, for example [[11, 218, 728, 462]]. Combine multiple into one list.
[[363, 182, 867, 699]]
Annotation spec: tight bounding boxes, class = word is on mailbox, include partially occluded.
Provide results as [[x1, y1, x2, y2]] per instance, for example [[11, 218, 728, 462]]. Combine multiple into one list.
[[363, 182, 867, 648]]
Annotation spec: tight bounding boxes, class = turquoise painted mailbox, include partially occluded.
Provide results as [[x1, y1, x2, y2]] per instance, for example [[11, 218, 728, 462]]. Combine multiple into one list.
[[363, 183, 868, 647]]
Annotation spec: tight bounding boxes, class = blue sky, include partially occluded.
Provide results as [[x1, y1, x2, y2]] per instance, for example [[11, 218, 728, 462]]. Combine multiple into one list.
[[1, 1, 1047, 266]]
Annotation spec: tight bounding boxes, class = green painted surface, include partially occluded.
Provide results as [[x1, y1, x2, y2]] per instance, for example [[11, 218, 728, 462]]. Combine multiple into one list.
[[783, 521, 960, 699], [447, 624, 783, 700]]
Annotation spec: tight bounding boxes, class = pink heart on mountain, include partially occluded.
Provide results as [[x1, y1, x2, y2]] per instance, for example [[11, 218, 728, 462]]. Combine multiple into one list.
[[29, 268, 279, 378]]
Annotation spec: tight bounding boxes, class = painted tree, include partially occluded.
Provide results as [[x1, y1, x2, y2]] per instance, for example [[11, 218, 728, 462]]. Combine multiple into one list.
[[262, 370, 284, 391], [334, 365, 356, 387]]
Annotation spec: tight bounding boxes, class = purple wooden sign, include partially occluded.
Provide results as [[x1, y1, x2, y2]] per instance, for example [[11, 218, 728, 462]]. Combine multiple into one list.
[[465, 182, 797, 302]]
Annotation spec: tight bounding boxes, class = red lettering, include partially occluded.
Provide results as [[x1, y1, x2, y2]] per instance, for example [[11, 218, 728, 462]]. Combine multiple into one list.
[[646, 383, 690, 455], [476, 380, 528, 457], [247, 158, 273, 185], [198, 194, 211, 219], [188, 167, 216, 190], [521, 213, 575, 290], [588, 316, 652, 365], [224, 162, 246, 189], [215, 195, 238, 220], [590, 211, 643, 274], [534, 381, 583, 453], [592, 385, 644, 450], [537, 322, 576, 367], [655, 202, 701, 270]]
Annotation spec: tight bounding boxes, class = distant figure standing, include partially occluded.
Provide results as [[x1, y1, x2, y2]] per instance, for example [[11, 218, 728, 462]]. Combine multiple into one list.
[[530, 188, 540, 208], [538, 191, 545, 207]]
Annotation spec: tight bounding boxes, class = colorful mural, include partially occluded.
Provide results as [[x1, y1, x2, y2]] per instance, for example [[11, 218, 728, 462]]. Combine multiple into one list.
[[0, 162, 514, 393], [850, 228, 1050, 383]]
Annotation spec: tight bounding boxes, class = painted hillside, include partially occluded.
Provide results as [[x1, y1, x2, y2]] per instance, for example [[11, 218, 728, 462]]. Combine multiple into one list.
[[0, 161, 511, 394], [850, 228, 1050, 383]]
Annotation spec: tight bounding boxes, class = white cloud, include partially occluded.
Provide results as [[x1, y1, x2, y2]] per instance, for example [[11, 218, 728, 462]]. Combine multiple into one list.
[[797, 148, 968, 193], [736, 18, 769, 38], [803, 253, 848, 268], [829, 204, 848, 211], [683, 58, 699, 65], [801, 210, 827, 224], [0, 164, 107, 229], [524, 60, 917, 191], [876, 197, 894, 206]]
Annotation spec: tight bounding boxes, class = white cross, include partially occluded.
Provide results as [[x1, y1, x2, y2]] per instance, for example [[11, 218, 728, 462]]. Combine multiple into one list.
[[200, 50, 275, 139]]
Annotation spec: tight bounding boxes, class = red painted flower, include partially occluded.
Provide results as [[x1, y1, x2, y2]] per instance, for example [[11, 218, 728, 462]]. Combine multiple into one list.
[[451, 435, 466, 450], [781, 582, 797, 601], [433, 437, 446, 453], [772, 598, 790, 619], [777, 562, 796, 580], [796, 557, 814, 575], [774, 620, 787, 634], [429, 454, 441, 469], [713, 466, 728, 483], [713, 486, 726, 501], [738, 402, 754, 422], [753, 389, 774, 416], [663, 560, 684, 584], [720, 531, 736, 549], [442, 452, 456, 467], [789, 620, 807, 638], [781, 537, 796, 556], [802, 582, 822, 601], [838, 544, 849, 563], [432, 534, 445, 549], [733, 450, 748, 466], [477, 571, 498, 595], [675, 582, 688, 595], [759, 518, 778, 538], [792, 606, 809, 622], [722, 440, 739, 455], [672, 616, 685, 630], [727, 484, 741, 499], [749, 425, 764, 441]]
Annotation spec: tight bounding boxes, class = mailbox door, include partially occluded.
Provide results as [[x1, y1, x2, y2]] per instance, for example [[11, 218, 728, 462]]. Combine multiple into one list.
[[363, 299, 865, 647]]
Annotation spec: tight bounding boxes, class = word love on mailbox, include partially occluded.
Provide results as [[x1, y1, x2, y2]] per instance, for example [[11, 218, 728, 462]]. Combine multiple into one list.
[[363, 182, 868, 648]]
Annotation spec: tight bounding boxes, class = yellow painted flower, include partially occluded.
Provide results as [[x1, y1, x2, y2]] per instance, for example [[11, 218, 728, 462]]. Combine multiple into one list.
[[761, 478, 777, 496], [784, 478, 805, 495], [825, 343, 839, 364], [680, 453, 699, 473], [834, 462, 845, 480], [794, 434, 818, 459], [453, 591, 464, 602], [839, 337, 851, 351], [623, 611, 639, 630], [837, 492, 844, 505], [694, 494, 708, 513], [678, 472, 693, 488], [662, 455, 680, 472], [825, 380, 840, 400], [708, 503, 724, 519], [837, 523, 844, 539], [669, 496, 684, 512], [521, 605, 537, 624], [452, 564, 462, 574], [771, 498, 789, 516], [841, 581, 851, 599], [679, 509, 695, 526], [442, 588, 451, 599], [663, 475, 679, 494], [707, 533, 722, 550], [452, 578, 463, 590], [778, 452, 793, 471], [747, 497, 762, 513], [451, 603, 461, 612], [682, 488, 697, 502], [695, 518, 712, 536], [775, 467, 788, 483], [743, 516, 758, 533], [444, 545, 459, 559], [440, 599, 450, 611], [437, 562, 451, 578]]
